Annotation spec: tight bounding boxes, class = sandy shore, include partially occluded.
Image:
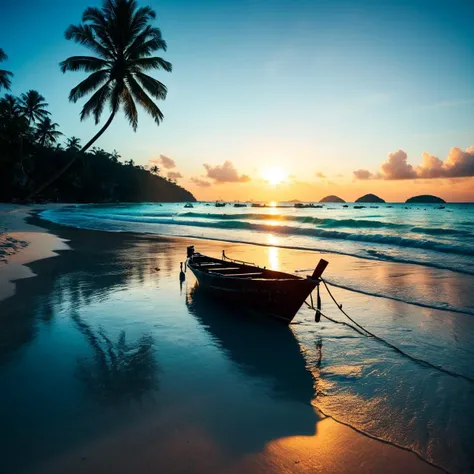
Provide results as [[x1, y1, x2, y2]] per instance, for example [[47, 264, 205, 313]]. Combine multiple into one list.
[[0, 205, 70, 301], [0, 206, 444, 474]]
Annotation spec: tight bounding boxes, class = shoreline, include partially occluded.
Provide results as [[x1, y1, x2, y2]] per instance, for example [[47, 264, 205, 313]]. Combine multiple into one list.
[[0, 207, 446, 473]]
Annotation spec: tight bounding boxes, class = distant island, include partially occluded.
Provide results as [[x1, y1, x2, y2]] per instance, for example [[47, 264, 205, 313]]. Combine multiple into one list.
[[406, 195, 446, 204], [355, 193, 385, 203], [319, 195, 345, 203], [288, 199, 302, 203]]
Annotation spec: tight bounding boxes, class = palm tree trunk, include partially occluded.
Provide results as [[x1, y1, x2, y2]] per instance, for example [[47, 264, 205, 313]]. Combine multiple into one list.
[[27, 112, 116, 200]]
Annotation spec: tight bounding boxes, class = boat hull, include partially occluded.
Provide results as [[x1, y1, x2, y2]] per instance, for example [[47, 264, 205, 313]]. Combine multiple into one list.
[[188, 266, 317, 323]]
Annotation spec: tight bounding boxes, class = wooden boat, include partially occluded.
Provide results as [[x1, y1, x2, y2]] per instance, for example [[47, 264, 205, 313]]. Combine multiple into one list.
[[186, 246, 328, 323]]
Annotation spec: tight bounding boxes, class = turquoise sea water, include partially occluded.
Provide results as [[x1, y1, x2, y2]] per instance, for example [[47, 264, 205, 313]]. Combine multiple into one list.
[[40, 202, 474, 272], [41, 202, 474, 315]]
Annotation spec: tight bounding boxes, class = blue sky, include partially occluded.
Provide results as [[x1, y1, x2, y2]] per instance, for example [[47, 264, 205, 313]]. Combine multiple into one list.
[[1, 0, 473, 200]]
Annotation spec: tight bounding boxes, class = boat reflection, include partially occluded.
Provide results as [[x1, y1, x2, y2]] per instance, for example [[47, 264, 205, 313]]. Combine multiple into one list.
[[186, 284, 317, 406], [185, 285, 321, 454]]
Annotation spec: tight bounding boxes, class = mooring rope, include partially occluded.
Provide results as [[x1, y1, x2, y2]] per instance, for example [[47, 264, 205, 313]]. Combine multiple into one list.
[[305, 279, 474, 385]]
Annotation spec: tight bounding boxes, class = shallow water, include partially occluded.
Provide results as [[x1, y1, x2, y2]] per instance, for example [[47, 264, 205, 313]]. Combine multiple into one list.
[[1, 215, 474, 473], [41, 202, 474, 315], [40, 203, 474, 274]]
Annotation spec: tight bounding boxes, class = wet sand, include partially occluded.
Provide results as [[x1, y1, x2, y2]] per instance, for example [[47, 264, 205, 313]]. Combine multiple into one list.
[[0, 208, 448, 473]]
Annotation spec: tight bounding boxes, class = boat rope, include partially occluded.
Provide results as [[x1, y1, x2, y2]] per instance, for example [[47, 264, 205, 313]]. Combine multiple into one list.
[[320, 279, 370, 336], [303, 297, 368, 337], [305, 279, 474, 385]]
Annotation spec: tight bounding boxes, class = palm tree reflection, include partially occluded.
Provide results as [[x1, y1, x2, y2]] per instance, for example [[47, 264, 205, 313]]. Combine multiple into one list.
[[72, 313, 159, 404]]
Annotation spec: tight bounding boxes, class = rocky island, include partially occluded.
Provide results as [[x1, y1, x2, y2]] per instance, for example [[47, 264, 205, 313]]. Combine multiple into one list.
[[355, 193, 385, 203], [319, 195, 345, 203], [406, 195, 446, 204]]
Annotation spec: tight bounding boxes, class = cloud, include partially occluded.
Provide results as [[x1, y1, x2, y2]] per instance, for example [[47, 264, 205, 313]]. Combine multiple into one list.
[[315, 172, 326, 179], [149, 154, 176, 169], [353, 146, 474, 180], [427, 146, 474, 178], [203, 161, 250, 184], [416, 153, 444, 178], [380, 149, 417, 179], [353, 169, 373, 180], [190, 177, 212, 187], [167, 171, 183, 180]]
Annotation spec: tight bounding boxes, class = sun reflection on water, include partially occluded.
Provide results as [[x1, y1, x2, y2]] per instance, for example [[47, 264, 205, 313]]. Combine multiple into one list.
[[268, 247, 279, 271]]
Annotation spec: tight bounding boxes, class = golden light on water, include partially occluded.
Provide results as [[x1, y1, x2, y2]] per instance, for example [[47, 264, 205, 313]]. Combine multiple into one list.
[[262, 166, 287, 185], [268, 246, 279, 271]]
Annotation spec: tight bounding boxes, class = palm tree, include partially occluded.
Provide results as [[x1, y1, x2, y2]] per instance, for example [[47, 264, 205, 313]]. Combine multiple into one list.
[[0, 94, 21, 118], [66, 136, 81, 150], [0, 48, 13, 91], [19, 90, 50, 125], [29, 0, 171, 197], [35, 117, 63, 146]]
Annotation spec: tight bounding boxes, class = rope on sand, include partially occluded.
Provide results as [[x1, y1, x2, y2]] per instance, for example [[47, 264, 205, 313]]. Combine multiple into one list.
[[303, 279, 474, 385]]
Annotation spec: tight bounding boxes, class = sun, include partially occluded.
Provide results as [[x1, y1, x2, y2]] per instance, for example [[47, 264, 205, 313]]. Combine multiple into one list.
[[262, 166, 287, 185]]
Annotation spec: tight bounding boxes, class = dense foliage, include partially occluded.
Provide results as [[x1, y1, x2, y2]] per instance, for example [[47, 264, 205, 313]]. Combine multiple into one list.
[[0, 91, 195, 203]]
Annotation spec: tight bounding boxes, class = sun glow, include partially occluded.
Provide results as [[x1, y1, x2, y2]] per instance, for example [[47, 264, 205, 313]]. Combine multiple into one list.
[[262, 167, 287, 185]]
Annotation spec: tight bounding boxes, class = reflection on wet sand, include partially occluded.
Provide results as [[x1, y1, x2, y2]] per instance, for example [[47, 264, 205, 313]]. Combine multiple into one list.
[[187, 284, 317, 405], [72, 312, 159, 404], [186, 284, 320, 453]]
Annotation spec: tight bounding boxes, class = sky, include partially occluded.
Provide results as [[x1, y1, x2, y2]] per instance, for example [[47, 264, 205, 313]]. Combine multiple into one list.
[[1, 0, 473, 201]]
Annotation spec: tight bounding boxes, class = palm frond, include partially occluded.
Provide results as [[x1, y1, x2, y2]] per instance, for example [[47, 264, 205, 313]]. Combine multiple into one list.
[[0, 70, 13, 90], [0, 49, 7, 62], [65, 24, 113, 59], [126, 75, 164, 125], [129, 56, 172, 72], [69, 70, 109, 102], [121, 85, 138, 130], [109, 81, 124, 116], [128, 6, 156, 43], [60, 56, 109, 73], [83, 7, 118, 57], [126, 26, 166, 58], [80, 81, 112, 123], [134, 71, 167, 100]]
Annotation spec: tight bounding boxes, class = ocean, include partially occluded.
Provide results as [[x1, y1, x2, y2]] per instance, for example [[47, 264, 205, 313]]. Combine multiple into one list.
[[41, 202, 474, 316]]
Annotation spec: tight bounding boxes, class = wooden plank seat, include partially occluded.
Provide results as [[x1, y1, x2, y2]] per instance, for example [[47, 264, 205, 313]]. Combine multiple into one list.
[[207, 267, 240, 272], [221, 272, 263, 278]]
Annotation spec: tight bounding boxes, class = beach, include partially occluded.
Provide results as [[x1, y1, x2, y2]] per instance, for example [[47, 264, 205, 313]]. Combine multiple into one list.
[[1, 204, 473, 474]]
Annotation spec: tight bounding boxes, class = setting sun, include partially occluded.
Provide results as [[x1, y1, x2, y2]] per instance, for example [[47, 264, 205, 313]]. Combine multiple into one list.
[[262, 166, 287, 185]]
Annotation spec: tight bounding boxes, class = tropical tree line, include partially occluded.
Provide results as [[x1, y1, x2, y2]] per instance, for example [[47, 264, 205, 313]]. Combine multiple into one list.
[[0, 87, 193, 202], [0, 0, 195, 203]]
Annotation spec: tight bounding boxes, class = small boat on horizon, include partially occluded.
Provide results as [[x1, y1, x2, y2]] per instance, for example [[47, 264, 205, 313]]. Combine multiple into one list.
[[234, 202, 247, 207], [294, 203, 323, 209], [184, 203, 194, 208], [186, 246, 328, 324], [215, 201, 226, 207]]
